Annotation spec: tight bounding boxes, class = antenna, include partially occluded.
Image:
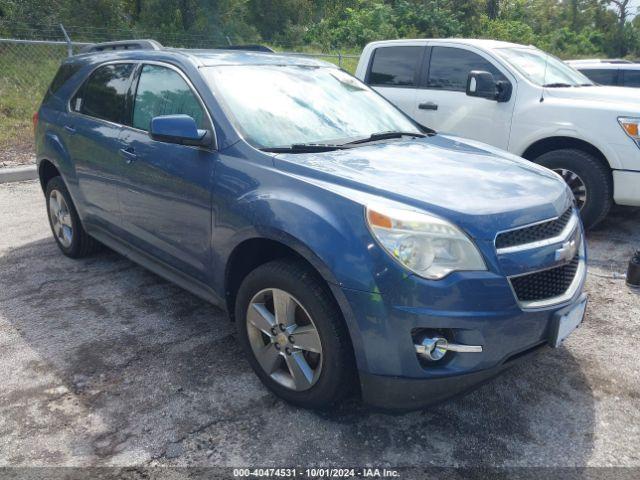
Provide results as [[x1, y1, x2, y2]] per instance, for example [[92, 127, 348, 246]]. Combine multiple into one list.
[[540, 51, 549, 103]]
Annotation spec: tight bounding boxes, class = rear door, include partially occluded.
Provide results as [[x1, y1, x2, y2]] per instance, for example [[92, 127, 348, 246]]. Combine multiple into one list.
[[62, 62, 136, 228], [364, 45, 426, 116], [117, 63, 216, 283], [579, 68, 619, 86], [622, 69, 640, 88], [413, 45, 516, 149]]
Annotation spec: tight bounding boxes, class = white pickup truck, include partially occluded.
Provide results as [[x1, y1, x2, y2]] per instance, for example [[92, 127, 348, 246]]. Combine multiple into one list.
[[355, 39, 640, 228]]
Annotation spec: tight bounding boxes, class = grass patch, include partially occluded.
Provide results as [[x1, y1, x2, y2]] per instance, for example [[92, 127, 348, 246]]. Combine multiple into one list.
[[0, 44, 65, 150]]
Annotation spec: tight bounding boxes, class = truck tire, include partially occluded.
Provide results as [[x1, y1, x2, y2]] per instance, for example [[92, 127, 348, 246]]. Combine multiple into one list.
[[235, 259, 356, 409], [534, 148, 612, 229]]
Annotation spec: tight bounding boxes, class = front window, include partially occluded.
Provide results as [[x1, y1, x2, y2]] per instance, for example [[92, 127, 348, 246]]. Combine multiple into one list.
[[202, 65, 420, 149], [496, 47, 593, 87], [132, 65, 206, 131]]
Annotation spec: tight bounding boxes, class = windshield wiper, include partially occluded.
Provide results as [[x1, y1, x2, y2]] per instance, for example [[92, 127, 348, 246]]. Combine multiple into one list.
[[342, 130, 426, 145], [542, 82, 573, 88], [260, 143, 349, 153]]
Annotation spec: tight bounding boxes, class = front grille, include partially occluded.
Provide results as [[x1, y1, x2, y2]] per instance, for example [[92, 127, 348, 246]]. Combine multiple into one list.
[[496, 207, 573, 250], [510, 253, 580, 303]]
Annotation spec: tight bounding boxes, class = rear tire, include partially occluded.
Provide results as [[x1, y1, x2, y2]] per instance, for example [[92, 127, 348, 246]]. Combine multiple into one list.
[[45, 176, 101, 258], [235, 259, 356, 409], [534, 148, 612, 230]]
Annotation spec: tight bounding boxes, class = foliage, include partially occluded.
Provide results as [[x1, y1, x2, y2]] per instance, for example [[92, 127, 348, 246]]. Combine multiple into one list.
[[1, 0, 639, 57]]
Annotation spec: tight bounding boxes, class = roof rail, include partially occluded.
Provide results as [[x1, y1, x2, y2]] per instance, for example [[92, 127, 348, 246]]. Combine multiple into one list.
[[223, 44, 275, 53], [80, 39, 163, 54]]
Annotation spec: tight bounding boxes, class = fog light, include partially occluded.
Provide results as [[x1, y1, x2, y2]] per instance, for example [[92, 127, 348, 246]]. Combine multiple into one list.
[[414, 336, 483, 362]]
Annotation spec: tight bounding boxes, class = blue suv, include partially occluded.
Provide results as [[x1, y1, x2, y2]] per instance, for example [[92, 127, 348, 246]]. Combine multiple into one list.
[[35, 40, 587, 410]]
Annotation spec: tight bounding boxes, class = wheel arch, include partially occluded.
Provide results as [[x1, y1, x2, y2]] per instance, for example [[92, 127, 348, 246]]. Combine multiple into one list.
[[521, 136, 611, 172], [38, 159, 61, 192], [223, 233, 368, 373]]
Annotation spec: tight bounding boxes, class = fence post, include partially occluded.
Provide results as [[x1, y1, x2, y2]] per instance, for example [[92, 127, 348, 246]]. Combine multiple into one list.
[[338, 52, 343, 69], [59, 24, 73, 57]]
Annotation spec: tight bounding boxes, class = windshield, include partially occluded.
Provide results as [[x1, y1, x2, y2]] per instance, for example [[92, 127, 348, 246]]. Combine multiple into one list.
[[496, 47, 594, 87], [202, 65, 421, 149]]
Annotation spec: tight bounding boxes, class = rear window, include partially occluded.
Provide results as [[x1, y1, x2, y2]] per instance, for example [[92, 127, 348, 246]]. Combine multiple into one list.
[[72, 63, 135, 124], [368, 46, 422, 87], [43, 62, 82, 102], [623, 70, 640, 87], [579, 68, 618, 86]]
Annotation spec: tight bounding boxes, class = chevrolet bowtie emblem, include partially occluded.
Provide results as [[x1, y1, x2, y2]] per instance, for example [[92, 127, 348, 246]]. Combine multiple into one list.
[[555, 237, 579, 262]]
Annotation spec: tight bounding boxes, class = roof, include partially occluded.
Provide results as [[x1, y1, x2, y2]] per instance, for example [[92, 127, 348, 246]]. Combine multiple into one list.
[[169, 48, 335, 68], [567, 60, 640, 70], [71, 44, 335, 69], [566, 59, 633, 65], [365, 38, 531, 50]]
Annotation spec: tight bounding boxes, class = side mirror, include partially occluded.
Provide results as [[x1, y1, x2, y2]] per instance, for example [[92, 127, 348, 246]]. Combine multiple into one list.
[[466, 71, 512, 102], [150, 114, 212, 147], [466, 71, 498, 100]]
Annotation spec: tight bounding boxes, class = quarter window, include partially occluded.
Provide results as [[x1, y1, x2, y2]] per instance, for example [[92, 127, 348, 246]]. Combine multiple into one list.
[[427, 47, 506, 92], [623, 70, 640, 88], [132, 65, 206, 131], [580, 69, 618, 86], [368, 46, 422, 87], [74, 63, 135, 124]]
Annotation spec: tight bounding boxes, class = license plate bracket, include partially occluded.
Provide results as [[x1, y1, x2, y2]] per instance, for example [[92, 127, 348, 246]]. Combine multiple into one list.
[[550, 295, 587, 348]]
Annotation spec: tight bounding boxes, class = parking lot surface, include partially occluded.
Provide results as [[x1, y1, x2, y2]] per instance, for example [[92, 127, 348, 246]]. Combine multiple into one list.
[[1, 180, 639, 469]]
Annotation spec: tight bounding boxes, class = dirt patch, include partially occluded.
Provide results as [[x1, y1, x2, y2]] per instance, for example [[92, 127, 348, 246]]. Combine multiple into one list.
[[0, 141, 35, 168]]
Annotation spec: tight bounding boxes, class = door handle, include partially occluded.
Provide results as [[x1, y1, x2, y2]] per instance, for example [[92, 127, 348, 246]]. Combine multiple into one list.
[[64, 125, 76, 134], [119, 147, 137, 164], [418, 102, 438, 111]]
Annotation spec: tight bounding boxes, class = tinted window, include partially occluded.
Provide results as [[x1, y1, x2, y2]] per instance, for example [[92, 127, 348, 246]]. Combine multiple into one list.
[[368, 46, 422, 87], [132, 65, 206, 131], [580, 69, 618, 86], [75, 63, 135, 124], [44, 62, 82, 102], [623, 70, 640, 87], [427, 47, 507, 91]]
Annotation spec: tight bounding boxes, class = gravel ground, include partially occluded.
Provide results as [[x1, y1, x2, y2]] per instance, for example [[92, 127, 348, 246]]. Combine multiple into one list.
[[0, 181, 639, 472], [0, 143, 35, 169]]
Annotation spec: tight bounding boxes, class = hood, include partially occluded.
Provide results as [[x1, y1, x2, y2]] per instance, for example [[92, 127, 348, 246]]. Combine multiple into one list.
[[546, 85, 640, 106], [273, 135, 570, 239]]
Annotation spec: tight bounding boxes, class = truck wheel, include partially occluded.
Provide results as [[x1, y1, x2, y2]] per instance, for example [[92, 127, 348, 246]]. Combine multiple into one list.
[[534, 149, 612, 229], [45, 176, 101, 258], [235, 259, 356, 409]]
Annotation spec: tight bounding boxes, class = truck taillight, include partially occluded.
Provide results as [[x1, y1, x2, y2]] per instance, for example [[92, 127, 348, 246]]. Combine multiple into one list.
[[32, 111, 39, 130]]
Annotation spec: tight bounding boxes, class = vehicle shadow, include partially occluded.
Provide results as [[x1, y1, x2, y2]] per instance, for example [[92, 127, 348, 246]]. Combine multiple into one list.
[[0, 236, 596, 467]]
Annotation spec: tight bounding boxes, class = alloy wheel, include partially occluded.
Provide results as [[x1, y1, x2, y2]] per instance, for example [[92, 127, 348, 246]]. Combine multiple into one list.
[[49, 189, 73, 248], [553, 168, 587, 210], [246, 288, 323, 391]]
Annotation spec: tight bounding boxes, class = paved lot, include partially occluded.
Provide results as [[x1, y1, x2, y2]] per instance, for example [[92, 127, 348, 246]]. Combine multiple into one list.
[[1, 180, 639, 469]]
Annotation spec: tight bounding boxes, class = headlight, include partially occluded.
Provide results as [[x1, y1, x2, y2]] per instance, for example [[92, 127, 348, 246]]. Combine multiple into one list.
[[366, 204, 486, 280], [618, 117, 640, 147]]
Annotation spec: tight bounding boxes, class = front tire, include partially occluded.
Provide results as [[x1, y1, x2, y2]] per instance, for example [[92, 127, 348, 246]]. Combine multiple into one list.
[[235, 259, 356, 409], [534, 148, 612, 229], [45, 176, 100, 258]]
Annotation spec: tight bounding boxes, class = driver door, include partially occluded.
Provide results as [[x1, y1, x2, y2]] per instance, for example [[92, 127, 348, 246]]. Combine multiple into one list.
[[413, 45, 517, 150]]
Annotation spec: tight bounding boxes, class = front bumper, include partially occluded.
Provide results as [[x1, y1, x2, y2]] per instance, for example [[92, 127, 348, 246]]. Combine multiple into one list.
[[613, 169, 640, 206], [341, 270, 587, 411], [360, 341, 547, 411]]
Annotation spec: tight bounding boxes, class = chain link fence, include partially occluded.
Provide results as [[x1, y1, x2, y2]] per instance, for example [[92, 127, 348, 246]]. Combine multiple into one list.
[[0, 24, 359, 166]]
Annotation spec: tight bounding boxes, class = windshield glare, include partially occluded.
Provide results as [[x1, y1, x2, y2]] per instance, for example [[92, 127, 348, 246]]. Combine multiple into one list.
[[202, 65, 420, 149], [496, 47, 593, 87]]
